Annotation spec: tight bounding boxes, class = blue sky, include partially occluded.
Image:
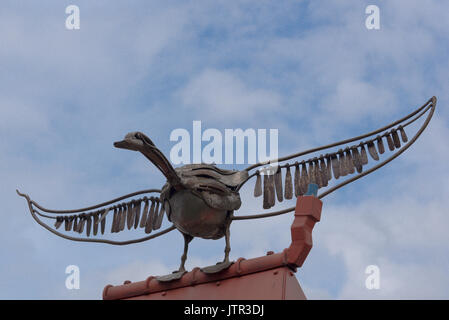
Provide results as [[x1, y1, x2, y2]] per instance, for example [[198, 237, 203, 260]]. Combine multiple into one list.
[[1, 0, 449, 299]]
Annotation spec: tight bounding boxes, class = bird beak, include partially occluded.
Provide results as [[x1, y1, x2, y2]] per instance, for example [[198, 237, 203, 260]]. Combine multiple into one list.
[[114, 132, 145, 151]]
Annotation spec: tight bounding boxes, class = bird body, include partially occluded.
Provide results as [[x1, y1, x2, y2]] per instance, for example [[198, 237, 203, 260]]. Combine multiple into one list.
[[160, 164, 247, 239], [166, 189, 227, 239]]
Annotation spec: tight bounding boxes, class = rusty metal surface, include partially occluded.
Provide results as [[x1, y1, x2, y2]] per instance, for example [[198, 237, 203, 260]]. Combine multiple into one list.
[[284, 166, 293, 199], [294, 163, 300, 196], [253, 172, 262, 197], [399, 125, 408, 142], [274, 168, 283, 202], [367, 141, 379, 161], [300, 161, 308, 194], [386, 133, 395, 151], [391, 129, 401, 148]]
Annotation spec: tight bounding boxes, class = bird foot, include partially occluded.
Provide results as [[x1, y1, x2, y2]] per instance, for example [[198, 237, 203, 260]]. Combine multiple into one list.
[[201, 260, 233, 274], [156, 269, 187, 282]]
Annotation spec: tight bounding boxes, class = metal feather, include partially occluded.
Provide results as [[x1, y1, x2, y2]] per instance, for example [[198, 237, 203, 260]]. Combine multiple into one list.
[[331, 154, 340, 179], [345, 148, 355, 174], [153, 202, 164, 230], [111, 207, 118, 233], [398, 125, 408, 142], [116, 206, 123, 233], [101, 210, 106, 235], [79, 215, 86, 234], [338, 149, 347, 176], [367, 141, 379, 161], [308, 161, 316, 184], [115, 203, 128, 232], [93, 212, 99, 236], [274, 167, 283, 202], [140, 197, 149, 228], [68, 216, 74, 231], [325, 154, 332, 183], [313, 158, 321, 187], [360, 144, 368, 165], [319, 156, 328, 187], [386, 134, 395, 151], [75, 215, 82, 233], [254, 171, 262, 197], [391, 129, 401, 149], [64, 216, 70, 231], [294, 163, 300, 196], [284, 165, 293, 200], [86, 214, 92, 237], [119, 204, 126, 231], [97, 207, 109, 225], [54, 217, 63, 230], [263, 173, 270, 209], [127, 201, 134, 230], [268, 173, 276, 208], [146, 199, 156, 233], [376, 135, 385, 154], [152, 201, 161, 230], [351, 147, 363, 173], [300, 161, 309, 195], [73, 216, 78, 232], [134, 200, 141, 229]]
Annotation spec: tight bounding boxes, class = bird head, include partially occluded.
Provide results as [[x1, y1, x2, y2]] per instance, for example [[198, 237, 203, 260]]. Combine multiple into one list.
[[114, 131, 183, 189], [114, 131, 155, 151]]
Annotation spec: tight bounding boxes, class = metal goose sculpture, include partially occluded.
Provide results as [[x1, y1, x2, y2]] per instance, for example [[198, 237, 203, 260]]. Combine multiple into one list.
[[18, 96, 436, 281]]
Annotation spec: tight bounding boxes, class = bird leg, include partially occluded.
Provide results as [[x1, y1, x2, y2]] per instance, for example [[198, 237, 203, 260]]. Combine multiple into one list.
[[156, 232, 193, 282], [201, 221, 233, 274], [178, 233, 193, 272], [222, 222, 231, 264]]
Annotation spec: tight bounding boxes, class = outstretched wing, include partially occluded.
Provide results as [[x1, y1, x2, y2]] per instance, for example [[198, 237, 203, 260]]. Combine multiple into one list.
[[17, 189, 175, 245], [235, 96, 436, 218]]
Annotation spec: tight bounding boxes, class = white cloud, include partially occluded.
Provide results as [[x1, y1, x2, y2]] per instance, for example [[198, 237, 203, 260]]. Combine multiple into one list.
[[178, 69, 282, 124], [322, 79, 397, 122]]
